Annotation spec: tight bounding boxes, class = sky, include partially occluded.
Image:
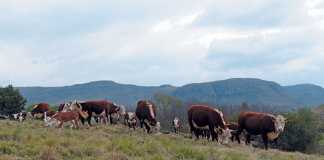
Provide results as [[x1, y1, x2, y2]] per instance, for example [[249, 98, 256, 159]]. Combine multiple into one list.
[[0, 0, 324, 87]]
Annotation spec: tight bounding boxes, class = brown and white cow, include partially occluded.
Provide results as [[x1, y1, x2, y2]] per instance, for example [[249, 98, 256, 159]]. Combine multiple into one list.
[[135, 100, 157, 133], [48, 102, 88, 128], [235, 112, 286, 149], [172, 117, 181, 134], [188, 105, 231, 143], [12, 112, 28, 122], [124, 112, 137, 130], [76, 100, 120, 126], [31, 103, 50, 117]]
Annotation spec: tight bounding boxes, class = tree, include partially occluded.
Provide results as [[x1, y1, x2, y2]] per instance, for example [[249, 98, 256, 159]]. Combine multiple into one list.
[[153, 93, 186, 131], [0, 85, 26, 115], [279, 108, 321, 153]]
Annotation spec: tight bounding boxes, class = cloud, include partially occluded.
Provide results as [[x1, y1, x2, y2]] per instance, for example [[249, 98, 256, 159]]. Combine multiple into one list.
[[0, 0, 324, 87]]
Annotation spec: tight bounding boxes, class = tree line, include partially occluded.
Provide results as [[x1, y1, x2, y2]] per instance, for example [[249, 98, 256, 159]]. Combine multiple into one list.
[[0, 85, 323, 154]]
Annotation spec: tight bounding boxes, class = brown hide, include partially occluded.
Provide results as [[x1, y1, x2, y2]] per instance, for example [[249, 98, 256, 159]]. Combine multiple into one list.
[[236, 112, 277, 149], [135, 100, 157, 133], [79, 100, 119, 125], [31, 103, 50, 115], [188, 105, 227, 141]]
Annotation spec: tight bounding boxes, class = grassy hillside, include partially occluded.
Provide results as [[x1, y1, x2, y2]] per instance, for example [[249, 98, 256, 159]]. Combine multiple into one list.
[[0, 120, 323, 160]]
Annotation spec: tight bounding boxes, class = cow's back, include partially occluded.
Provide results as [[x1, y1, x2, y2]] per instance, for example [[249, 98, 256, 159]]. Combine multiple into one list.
[[238, 112, 276, 134], [31, 103, 50, 114], [188, 105, 223, 128], [189, 106, 211, 127], [80, 100, 109, 114]]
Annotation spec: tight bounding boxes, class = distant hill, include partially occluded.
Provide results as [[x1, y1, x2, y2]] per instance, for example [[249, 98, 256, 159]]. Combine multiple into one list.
[[18, 80, 175, 108], [172, 78, 297, 106], [18, 78, 324, 108]]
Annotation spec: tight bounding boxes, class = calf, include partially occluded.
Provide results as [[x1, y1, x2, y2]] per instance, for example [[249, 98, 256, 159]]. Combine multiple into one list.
[[172, 117, 181, 134], [49, 102, 89, 129], [125, 112, 137, 130]]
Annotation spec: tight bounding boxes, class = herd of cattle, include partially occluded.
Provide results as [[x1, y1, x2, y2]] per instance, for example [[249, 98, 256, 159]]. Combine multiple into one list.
[[6, 99, 287, 150]]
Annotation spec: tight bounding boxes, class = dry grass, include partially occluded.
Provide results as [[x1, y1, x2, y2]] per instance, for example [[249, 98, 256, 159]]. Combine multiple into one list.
[[0, 120, 323, 160]]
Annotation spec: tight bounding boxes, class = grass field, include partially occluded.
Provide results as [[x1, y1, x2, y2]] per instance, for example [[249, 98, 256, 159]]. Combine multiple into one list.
[[0, 120, 323, 160]]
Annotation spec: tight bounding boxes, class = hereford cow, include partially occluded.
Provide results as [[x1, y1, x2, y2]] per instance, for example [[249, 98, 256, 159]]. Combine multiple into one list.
[[172, 117, 181, 134], [188, 105, 231, 143], [124, 112, 137, 130], [48, 102, 88, 128], [12, 112, 26, 122], [235, 112, 286, 149], [77, 100, 120, 126], [31, 103, 50, 117], [135, 100, 157, 133]]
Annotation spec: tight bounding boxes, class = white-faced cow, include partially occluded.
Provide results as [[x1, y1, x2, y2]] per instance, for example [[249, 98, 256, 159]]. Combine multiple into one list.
[[76, 100, 120, 126], [235, 112, 286, 149], [135, 100, 157, 133], [188, 105, 231, 143], [125, 112, 137, 130], [172, 117, 181, 134]]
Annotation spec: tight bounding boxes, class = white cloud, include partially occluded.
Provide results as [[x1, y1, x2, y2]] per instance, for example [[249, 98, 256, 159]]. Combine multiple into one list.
[[0, 0, 324, 86]]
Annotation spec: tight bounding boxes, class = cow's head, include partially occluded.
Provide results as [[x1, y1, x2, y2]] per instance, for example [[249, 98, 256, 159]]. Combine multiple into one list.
[[116, 104, 126, 119], [147, 103, 157, 126], [274, 115, 286, 133], [217, 127, 232, 144], [173, 117, 180, 128]]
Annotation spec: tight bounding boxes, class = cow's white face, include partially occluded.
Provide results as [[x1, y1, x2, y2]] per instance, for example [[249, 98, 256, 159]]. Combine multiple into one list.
[[128, 112, 136, 119], [173, 117, 180, 128], [218, 128, 232, 144], [275, 115, 286, 133]]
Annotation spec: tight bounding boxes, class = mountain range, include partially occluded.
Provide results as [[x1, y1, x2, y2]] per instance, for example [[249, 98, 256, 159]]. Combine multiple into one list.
[[18, 78, 324, 108]]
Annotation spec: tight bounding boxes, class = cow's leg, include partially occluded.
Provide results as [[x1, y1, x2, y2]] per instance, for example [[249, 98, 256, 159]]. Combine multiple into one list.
[[235, 126, 244, 144], [262, 134, 269, 150], [58, 121, 64, 128], [245, 134, 251, 145], [273, 137, 279, 146], [75, 119, 80, 129], [140, 119, 144, 128], [193, 129, 199, 140], [133, 124, 136, 130], [207, 130, 211, 140], [209, 125, 218, 142], [143, 121, 150, 133], [231, 131, 235, 142], [109, 114, 113, 124], [80, 117, 85, 125], [87, 113, 92, 126]]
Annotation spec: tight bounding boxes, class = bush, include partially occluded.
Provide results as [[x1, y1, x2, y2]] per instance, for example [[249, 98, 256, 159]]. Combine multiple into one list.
[[279, 108, 321, 153], [0, 85, 26, 115]]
